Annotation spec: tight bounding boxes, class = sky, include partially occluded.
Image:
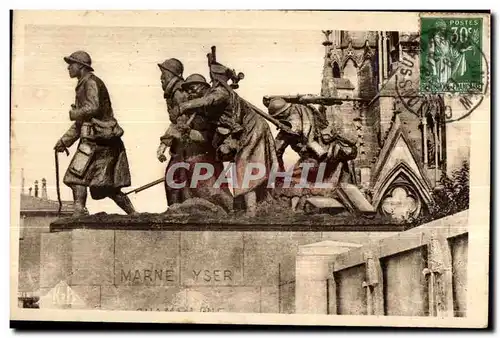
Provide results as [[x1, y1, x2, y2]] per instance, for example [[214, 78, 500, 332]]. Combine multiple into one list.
[[12, 24, 326, 214]]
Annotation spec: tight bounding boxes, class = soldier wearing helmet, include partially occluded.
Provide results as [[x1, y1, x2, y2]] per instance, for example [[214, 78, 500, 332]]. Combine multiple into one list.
[[267, 97, 358, 211], [180, 71, 241, 161], [156, 58, 188, 147], [268, 98, 330, 162], [178, 53, 278, 217], [179, 63, 244, 162], [54, 51, 136, 217], [156, 58, 191, 206], [182, 73, 211, 99], [158, 58, 186, 119], [165, 73, 234, 212]]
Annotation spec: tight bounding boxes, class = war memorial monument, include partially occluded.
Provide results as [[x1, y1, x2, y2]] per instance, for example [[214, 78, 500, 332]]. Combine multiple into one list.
[[11, 11, 490, 328]]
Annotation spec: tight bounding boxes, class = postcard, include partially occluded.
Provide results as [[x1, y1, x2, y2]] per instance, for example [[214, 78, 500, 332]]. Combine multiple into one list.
[[10, 10, 491, 328]]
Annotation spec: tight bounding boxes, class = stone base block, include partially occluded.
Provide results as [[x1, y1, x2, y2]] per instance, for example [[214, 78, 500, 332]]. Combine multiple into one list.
[[38, 227, 398, 313]]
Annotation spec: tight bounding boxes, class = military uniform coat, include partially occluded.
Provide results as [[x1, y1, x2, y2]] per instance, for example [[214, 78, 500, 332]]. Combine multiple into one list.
[[60, 72, 131, 197]]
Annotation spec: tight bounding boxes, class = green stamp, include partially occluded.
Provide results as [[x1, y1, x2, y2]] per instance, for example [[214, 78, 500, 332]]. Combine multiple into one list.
[[420, 17, 483, 93]]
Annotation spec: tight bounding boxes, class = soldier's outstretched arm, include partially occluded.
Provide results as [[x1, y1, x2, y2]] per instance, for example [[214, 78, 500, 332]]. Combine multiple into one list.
[[179, 87, 229, 114], [69, 80, 100, 121], [159, 129, 174, 147], [156, 142, 168, 163]]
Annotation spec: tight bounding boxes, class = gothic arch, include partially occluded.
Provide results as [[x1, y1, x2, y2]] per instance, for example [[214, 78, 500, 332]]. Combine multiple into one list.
[[342, 55, 359, 69], [330, 51, 342, 67], [372, 161, 434, 214]]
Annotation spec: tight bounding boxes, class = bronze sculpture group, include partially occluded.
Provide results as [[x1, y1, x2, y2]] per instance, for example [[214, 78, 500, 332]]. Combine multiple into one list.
[[55, 48, 358, 218]]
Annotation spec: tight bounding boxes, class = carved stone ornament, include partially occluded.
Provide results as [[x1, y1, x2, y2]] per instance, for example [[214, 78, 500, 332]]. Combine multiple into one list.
[[361, 40, 375, 65], [380, 183, 422, 221], [329, 45, 342, 67], [342, 41, 358, 68]]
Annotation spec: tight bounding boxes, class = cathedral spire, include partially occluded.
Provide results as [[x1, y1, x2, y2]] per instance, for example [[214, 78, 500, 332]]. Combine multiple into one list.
[[321, 30, 337, 97]]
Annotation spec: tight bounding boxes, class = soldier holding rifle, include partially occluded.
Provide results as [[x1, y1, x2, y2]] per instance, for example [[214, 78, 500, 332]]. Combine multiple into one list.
[[265, 97, 358, 211], [178, 47, 278, 216], [175, 73, 234, 212]]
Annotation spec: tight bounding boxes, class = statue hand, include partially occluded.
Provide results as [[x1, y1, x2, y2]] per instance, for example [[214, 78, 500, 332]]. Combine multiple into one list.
[[156, 143, 168, 163], [54, 139, 67, 153], [188, 130, 205, 143]]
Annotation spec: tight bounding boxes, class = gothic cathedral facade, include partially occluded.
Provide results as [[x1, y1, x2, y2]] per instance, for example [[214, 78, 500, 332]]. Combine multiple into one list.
[[320, 30, 470, 221]]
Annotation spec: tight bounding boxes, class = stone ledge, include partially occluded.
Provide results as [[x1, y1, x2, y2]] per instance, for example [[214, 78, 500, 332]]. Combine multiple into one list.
[[50, 212, 407, 233]]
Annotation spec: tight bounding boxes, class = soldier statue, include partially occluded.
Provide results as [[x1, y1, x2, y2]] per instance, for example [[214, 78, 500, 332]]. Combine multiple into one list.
[[174, 73, 233, 212], [179, 57, 278, 216], [267, 98, 358, 211], [155, 58, 190, 206], [54, 51, 136, 217]]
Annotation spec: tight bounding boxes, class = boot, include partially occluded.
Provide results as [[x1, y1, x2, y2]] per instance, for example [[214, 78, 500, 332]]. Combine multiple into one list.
[[111, 191, 137, 215], [72, 185, 89, 217]]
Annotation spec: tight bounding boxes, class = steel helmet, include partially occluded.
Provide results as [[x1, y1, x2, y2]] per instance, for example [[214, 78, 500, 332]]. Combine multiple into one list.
[[63, 51, 94, 71], [158, 58, 184, 77], [181, 73, 210, 89], [268, 98, 291, 117]]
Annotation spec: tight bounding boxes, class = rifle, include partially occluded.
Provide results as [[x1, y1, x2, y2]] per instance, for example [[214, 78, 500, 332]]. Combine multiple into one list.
[[125, 177, 165, 196], [205, 46, 297, 136], [263, 94, 343, 107], [207, 45, 216, 70], [207, 46, 245, 89], [133, 112, 202, 196]]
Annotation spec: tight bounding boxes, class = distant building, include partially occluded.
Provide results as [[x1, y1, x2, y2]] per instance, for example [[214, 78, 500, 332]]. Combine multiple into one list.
[[319, 30, 470, 221], [18, 177, 73, 308]]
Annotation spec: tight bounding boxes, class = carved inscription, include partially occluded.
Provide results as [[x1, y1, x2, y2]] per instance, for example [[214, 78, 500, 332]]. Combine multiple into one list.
[[120, 269, 175, 284], [119, 268, 233, 285], [192, 269, 233, 282]]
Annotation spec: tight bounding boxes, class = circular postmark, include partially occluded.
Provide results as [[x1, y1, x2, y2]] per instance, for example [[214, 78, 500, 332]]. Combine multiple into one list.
[[394, 18, 489, 123]]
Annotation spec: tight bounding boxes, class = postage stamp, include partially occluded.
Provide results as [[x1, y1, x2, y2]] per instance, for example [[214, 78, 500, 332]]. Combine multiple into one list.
[[9, 10, 491, 329], [420, 17, 484, 93]]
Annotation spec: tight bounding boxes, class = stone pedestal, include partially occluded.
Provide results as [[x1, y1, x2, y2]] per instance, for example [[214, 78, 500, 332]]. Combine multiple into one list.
[[37, 220, 399, 313], [295, 241, 362, 314]]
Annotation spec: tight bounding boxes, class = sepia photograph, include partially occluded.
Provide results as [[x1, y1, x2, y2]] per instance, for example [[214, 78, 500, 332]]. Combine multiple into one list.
[[9, 10, 491, 328]]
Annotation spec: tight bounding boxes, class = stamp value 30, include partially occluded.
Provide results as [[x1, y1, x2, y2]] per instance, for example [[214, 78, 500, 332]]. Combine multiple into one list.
[[420, 17, 483, 94]]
